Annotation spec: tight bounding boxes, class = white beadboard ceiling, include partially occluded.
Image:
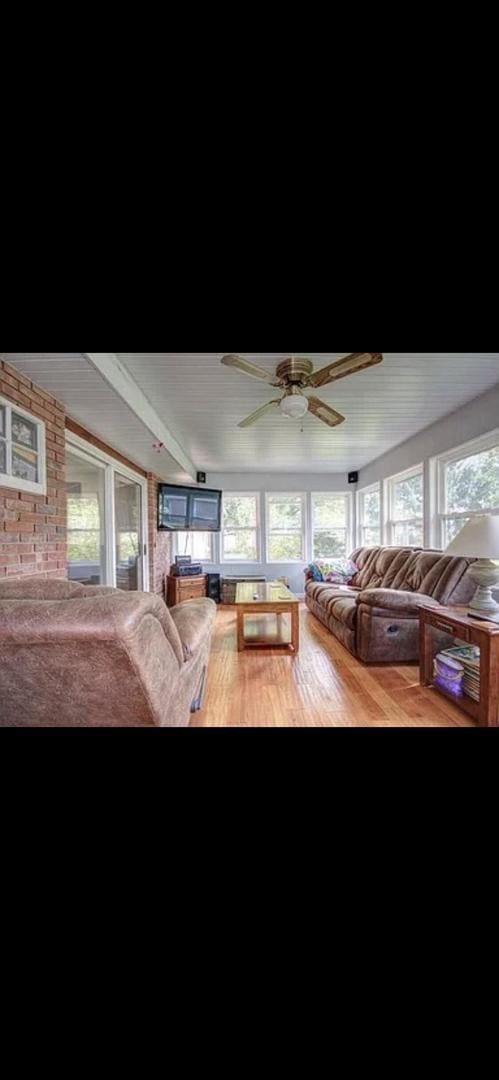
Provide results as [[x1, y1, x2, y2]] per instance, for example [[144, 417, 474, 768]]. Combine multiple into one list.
[[3, 353, 499, 476], [0, 352, 192, 482]]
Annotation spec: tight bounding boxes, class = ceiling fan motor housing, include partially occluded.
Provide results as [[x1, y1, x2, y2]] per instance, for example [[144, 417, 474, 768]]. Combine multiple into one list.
[[276, 358, 314, 386]]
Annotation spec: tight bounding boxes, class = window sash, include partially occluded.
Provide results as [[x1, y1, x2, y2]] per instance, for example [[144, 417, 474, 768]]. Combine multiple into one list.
[[0, 396, 46, 495], [435, 431, 499, 549], [266, 494, 306, 563], [443, 452, 499, 516], [311, 493, 351, 559], [222, 494, 260, 562], [174, 531, 215, 562], [357, 484, 381, 547], [386, 466, 424, 545]]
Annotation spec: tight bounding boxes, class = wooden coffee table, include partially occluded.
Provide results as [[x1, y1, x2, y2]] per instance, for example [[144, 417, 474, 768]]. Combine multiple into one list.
[[236, 581, 300, 653]]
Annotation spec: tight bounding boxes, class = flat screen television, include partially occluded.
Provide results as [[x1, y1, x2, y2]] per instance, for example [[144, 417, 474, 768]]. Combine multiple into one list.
[[158, 483, 222, 532]]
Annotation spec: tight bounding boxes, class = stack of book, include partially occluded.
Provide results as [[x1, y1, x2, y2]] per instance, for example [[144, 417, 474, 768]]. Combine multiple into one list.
[[440, 645, 481, 702]]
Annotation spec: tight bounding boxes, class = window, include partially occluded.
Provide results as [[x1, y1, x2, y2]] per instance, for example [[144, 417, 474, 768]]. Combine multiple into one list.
[[312, 493, 352, 559], [386, 465, 424, 546], [175, 531, 215, 562], [222, 494, 260, 562], [0, 396, 46, 495], [436, 432, 499, 547], [266, 494, 306, 562], [357, 484, 381, 547]]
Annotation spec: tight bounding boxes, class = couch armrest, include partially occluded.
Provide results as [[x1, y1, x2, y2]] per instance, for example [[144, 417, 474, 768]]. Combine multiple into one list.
[[170, 598, 217, 662], [79, 586, 122, 597], [358, 589, 442, 615]]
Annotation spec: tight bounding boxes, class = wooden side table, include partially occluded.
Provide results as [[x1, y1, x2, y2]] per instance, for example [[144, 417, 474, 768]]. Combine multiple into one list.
[[419, 605, 499, 728], [166, 574, 208, 608]]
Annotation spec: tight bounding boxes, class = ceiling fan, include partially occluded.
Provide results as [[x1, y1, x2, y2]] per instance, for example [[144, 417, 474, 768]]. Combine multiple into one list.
[[221, 353, 384, 428]]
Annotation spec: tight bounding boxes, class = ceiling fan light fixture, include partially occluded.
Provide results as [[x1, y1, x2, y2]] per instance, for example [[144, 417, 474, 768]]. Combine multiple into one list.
[[280, 394, 309, 420]]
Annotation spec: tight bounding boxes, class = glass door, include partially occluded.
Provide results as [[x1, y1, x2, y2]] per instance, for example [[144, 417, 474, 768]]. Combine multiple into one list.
[[66, 436, 148, 591], [66, 448, 107, 586], [114, 472, 144, 591]]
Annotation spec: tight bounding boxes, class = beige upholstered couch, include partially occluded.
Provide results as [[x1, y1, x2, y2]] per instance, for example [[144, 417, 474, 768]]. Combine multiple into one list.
[[0, 578, 216, 727], [305, 546, 476, 664]]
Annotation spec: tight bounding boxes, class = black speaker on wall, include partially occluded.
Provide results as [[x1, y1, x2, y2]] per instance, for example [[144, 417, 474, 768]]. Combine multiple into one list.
[[348, 471, 359, 485], [206, 573, 221, 603]]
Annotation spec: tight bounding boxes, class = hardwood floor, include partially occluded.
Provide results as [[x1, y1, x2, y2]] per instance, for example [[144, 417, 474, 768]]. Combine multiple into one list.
[[192, 605, 474, 728]]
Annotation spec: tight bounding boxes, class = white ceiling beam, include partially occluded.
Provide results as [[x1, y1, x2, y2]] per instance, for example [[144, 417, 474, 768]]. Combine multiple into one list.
[[83, 352, 197, 480]]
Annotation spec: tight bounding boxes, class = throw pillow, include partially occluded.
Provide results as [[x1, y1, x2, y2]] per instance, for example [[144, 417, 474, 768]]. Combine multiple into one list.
[[308, 558, 357, 584]]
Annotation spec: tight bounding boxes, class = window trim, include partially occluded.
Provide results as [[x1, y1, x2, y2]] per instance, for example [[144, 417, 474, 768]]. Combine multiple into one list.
[[0, 394, 46, 495], [266, 492, 307, 564], [221, 492, 261, 564], [311, 491, 353, 560], [434, 428, 499, 549], [356, 482, 381, 548], [385, 463, 425, 547]]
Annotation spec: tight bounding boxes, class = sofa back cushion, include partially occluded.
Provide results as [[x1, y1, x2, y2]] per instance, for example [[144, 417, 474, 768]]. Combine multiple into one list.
[[0, 593, 183, 726], [350, 546, 475, 605], [0, 578, 86, 601]]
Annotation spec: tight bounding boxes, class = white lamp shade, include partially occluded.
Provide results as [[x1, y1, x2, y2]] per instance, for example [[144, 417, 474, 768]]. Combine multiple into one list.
[[445, 515, 499, 559], [280, 395, 309, 420]]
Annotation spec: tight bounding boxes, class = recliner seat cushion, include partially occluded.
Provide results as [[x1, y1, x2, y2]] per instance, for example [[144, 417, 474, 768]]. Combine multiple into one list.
[[306, 582, 358, 629]]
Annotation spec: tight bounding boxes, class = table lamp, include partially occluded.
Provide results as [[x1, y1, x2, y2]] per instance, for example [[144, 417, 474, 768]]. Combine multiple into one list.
[[446, 515, 499, 612]]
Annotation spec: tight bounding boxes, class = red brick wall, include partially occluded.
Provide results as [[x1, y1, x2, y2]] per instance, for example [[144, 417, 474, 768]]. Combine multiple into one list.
[[0, 360, 67, 580], [1, 360, 170, 592], [148, 474, 171, 594]]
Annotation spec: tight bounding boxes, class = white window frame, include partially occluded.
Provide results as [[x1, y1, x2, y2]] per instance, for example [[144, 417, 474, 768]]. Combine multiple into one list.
[[66, 432, 149, 591], [221, 492, 261, 564], [385, 463, 425, 547], [311, 492, 353, 560], [0, 394, 47, 495], [356, 483, 381, 548], [172, 530, 216, 564], [433, 429, 499, 549], [266, 492, 307, 564]]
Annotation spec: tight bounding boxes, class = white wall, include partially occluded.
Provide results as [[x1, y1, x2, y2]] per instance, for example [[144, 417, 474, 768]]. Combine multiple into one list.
[[357, 381, 499, 551], [358, 382, 499, 488], [203, 472, 353, 596]]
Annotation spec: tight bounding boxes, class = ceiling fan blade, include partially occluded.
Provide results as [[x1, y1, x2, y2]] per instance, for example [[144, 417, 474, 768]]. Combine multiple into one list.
[[238, 400, 281, 428], [222, 355, 281, 387], [308, 352, 383, 389], [307, 396, 346, 428]]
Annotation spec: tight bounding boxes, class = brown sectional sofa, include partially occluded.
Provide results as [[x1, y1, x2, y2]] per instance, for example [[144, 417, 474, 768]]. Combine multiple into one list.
[[305, 546, 476, 663], [0, 578, 216, 727]]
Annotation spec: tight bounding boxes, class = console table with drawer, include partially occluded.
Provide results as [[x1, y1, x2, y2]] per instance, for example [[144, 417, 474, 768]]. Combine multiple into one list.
[[166, 574, 208, 608]]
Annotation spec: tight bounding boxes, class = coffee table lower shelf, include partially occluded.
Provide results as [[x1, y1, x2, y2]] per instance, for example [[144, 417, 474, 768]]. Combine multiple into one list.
[[239, 613, 296, 650]]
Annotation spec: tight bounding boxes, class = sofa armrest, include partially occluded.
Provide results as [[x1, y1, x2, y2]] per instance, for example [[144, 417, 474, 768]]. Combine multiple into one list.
[[358, 589, 442, 615], [79, 586, 122, 597], [170, 598, 217, 662]]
